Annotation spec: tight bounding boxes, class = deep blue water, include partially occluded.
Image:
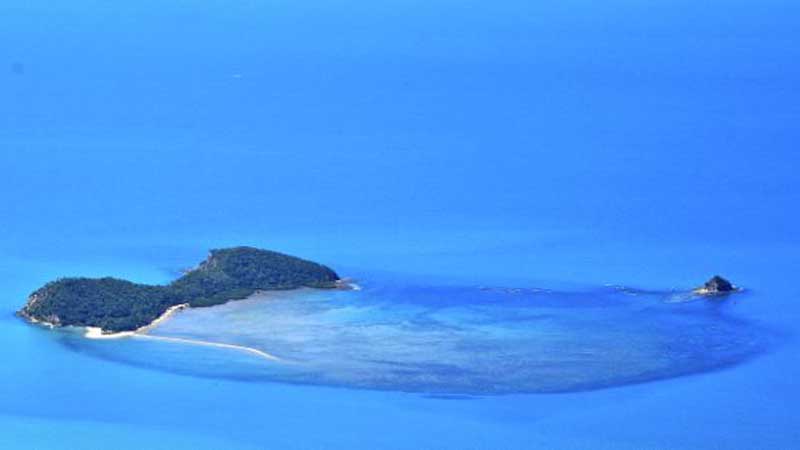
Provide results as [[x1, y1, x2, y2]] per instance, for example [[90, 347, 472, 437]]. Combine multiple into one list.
[[2, 0, 799, 448]]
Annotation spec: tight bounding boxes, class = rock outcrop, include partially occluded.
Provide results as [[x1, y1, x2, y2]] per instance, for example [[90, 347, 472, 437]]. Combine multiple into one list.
[[694, 275, 737, 296]]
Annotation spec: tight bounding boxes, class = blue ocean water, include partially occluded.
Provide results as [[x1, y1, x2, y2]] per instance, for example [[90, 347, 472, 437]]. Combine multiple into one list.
[[2, 0, 799, 448]]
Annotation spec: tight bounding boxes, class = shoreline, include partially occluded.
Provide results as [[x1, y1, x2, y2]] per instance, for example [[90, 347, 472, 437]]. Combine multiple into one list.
[[84, 303, 190, 339], [691, 286, 743, 296], [136, 303, 190, 333], [83, 300, 284, 361], [83, 280, 359, 339], [22, 279, 360, 339], [26, 280, 361, 362]]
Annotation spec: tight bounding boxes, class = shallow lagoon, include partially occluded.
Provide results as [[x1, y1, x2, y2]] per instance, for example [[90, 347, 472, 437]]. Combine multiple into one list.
[[62, 278, 773, 395]]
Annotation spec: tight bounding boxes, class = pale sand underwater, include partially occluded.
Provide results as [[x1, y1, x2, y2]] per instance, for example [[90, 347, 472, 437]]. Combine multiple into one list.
[[71, 281, 776, 395], [84, 302, 282, 361]]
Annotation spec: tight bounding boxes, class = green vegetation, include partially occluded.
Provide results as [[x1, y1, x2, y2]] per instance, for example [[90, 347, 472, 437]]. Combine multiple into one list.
[[18, 247, 340, 332]]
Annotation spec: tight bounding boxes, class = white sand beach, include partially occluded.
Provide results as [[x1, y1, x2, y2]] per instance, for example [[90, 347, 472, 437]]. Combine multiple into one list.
[[84, 303, 189, 339], [135, 334, 282, 362], [136, 303, 189, 333], [84, 327, 136, 339], [83, 301, 282, 361]]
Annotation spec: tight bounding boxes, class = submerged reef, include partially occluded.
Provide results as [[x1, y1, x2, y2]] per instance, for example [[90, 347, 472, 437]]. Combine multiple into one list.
[[18, 247, 340, 332], [75, 282, 772, 395]]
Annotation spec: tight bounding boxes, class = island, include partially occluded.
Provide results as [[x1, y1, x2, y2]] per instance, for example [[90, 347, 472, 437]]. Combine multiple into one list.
[[694, 275, 738, 296], [18, 247, 341, 333]]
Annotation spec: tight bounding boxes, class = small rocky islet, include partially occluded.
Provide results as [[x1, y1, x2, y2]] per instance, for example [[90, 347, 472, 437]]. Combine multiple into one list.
[[18, 247, 341, 333], [694, 275, 738, 296]]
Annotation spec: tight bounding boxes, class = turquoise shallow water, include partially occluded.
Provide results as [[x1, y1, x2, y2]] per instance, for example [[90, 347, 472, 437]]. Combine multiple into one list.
[[73, 280, 774, 395], [2, 0, 799, 447]]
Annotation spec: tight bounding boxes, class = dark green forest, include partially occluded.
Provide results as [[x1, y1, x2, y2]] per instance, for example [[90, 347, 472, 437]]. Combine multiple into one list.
[[19, 247, 340, 332]]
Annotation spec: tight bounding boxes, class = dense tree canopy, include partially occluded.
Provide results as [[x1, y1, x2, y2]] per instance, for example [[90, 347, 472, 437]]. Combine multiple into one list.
[[19, 247, 340, 332]]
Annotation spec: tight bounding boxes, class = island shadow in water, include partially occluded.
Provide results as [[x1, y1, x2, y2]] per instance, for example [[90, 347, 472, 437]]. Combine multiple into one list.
[[56, 283, 780, 395]]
